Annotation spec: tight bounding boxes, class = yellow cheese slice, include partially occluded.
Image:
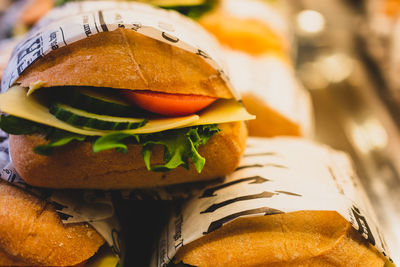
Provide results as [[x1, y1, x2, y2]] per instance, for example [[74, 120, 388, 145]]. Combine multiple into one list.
[[189, 98, 255, 126], [0, 86, 255, 136], [0, 86, 199, 136]]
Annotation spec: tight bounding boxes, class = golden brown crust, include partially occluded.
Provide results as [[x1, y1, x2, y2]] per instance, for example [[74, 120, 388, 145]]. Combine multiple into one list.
[[241, 92, 301, 137], [16, 28, 233, 99], [0, 180, 104, 266], [9, 121, 247, 189], [175, 211, 385, 267]]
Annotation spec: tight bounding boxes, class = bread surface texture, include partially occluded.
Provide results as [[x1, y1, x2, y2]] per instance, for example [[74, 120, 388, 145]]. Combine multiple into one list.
[[10, 121, 247, 189], [0, 180, 104, 266], [175, 210, 386, 267], [17, 28, 233, 99]]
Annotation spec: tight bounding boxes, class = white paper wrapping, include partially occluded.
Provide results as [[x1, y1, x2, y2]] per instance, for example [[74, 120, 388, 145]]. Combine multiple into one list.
[[224, 49, 314, 137], [1, 1, 239, 99], [152, 137, 393, 266]]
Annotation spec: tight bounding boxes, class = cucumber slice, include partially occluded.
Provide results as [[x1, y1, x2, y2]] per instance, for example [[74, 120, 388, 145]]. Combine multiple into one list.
[[56, 87, 143, 117], [49, 103, 147, 131]]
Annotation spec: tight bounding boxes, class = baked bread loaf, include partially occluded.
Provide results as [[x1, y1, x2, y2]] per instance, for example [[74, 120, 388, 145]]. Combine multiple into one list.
[[174, 211, 386, 267], [0, 180, 104, 266]]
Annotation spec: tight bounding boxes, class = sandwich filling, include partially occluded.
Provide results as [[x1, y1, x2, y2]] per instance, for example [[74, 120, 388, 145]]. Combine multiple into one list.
[[0, 85, 254, 173]]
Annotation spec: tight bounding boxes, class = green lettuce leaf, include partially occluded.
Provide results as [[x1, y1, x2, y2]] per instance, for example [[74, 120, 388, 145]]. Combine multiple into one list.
[[33, 129, 86, 155], [92, 132, 139, 153], [93, 125, 220, 173], [142, 129, 189, 172], [141, 124, 219, 173]]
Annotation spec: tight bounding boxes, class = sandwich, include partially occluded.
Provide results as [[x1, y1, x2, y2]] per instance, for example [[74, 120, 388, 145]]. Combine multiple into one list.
[[223, 48, 313, 137], [196, 0, 313, 138], [153, 137, 393, 267], [172, 211, 387, 267], [198, 0, 289, 56], [0, 179, 119, 266], [0, 2, 253, 189]]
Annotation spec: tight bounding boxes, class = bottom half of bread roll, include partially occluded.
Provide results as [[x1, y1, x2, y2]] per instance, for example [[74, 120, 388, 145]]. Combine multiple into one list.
[[174, 210, 386, 267], [9, 122, 247, 189], [0, 180, 105, 266]]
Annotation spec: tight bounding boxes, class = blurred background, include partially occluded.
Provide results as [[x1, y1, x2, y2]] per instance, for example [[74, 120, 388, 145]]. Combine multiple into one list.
[[1, 0, 399, 264], [293, 0, 400, 261]]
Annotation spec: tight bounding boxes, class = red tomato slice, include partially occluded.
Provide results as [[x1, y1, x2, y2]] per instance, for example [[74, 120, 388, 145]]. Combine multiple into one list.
[[121, 90, 217, 116]]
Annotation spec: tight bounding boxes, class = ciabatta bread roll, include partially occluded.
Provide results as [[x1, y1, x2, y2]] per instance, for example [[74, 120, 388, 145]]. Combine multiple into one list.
[[0, 3, 253, 189], [0, 180, 104, 266]]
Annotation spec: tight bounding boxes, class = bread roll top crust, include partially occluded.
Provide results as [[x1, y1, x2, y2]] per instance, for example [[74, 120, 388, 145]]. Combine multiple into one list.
[[16, 28, 233, 99], [0, 180, 104, 266]]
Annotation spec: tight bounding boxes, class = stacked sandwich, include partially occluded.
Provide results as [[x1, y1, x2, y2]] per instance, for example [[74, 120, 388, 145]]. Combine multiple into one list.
[[0, 1, 253, 266], [154, 138, 394, 266], [197, 0, 313, 137], [0, 1, 395, 267]]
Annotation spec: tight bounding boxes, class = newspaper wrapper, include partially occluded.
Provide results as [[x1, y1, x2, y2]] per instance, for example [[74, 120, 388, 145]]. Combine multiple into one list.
[[0, 132, 123, 263], [224, 48, 314, 137], [0, 1, 239, 99], [151, 137, 394, 266]]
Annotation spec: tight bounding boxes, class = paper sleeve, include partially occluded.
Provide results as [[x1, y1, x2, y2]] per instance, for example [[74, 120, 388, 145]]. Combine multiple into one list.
[[1, 1, 239, 99], [151, 137, 394, 266]]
